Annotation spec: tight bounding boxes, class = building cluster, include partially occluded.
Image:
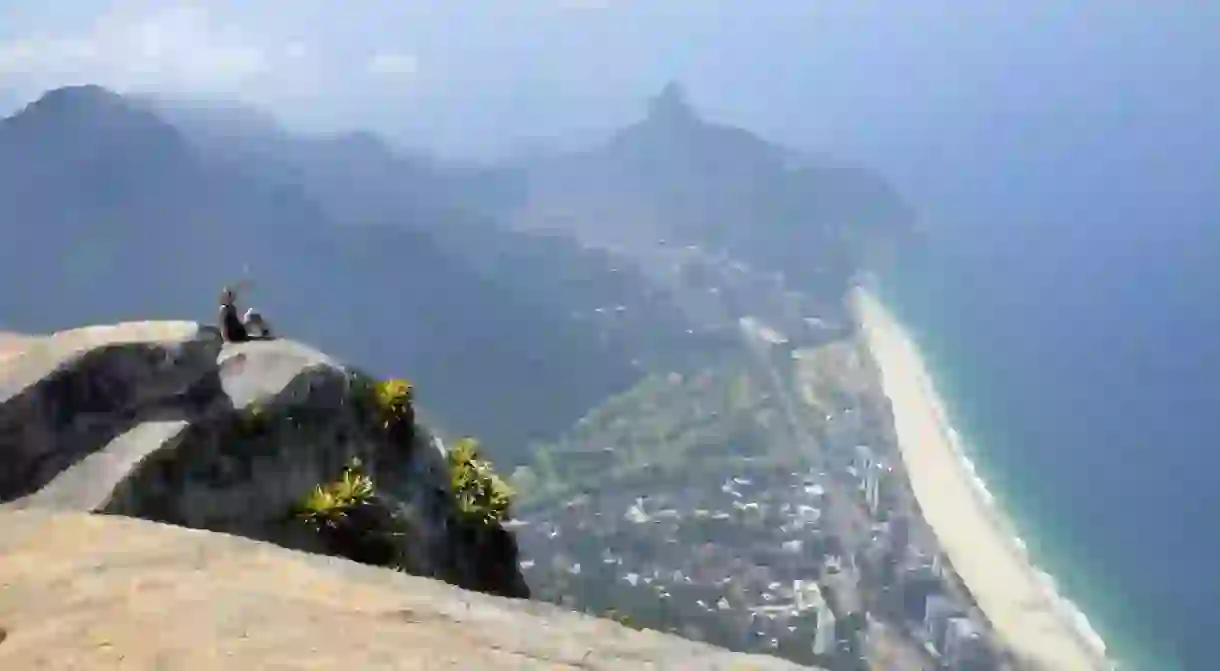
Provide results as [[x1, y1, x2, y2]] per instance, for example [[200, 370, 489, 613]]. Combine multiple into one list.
[[515, 465, 872, 668], [515, 281, 1009, 669], [653, 244, 852, 346], [843, 441, 1005, 670]]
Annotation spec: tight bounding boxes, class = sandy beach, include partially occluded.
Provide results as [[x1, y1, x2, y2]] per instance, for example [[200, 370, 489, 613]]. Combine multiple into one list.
[[852, 290, 1110, 671]]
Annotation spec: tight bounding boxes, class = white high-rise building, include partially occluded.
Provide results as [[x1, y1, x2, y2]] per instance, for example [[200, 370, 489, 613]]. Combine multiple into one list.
[[801, 581, 838, 657], [854, 444, 883, 516], [923, 594, 961, 652], [854, 444, 876, 476], [814, 602, 837, 657], [864, 466, 882, 516]]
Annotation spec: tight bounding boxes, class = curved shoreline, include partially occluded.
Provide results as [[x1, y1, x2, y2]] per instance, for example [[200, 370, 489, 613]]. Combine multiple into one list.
[[851, 289, 1112, 671]]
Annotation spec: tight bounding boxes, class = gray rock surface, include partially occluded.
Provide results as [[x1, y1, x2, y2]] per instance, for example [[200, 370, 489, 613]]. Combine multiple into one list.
[[0, 509, 816, 669], [0, 320, 821, 669], [11, 419, 190, 511], [0, 321, 217, 501], [0, 320, 526, 598]]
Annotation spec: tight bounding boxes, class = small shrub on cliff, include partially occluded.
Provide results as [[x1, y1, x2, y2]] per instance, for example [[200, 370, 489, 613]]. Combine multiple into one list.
[[297, 458, 376, 531], [346, 375, 417, 448], [348, 374, 415, 446], [448, 437, 514, 527], [373, 378, 414, 428], [296, 458, 407, 567]]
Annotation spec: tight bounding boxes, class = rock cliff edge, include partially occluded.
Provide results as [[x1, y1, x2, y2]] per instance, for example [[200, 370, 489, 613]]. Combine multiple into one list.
[[0, 321, 815, 669]]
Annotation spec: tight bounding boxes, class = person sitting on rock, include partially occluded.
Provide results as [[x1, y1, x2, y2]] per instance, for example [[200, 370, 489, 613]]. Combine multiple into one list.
[[218, 287, 250, 343], [242, 307, 274, 340]]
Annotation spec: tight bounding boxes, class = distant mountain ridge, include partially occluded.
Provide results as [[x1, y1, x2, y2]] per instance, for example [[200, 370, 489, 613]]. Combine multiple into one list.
[[506, 82, 914, 300], [0, 83, 912, 464], [0, 85, 647, 462]]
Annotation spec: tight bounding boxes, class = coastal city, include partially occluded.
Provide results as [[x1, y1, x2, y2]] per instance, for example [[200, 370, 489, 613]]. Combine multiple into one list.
[[512, 245, 1013, 670], [0, 26, 1184, 668]]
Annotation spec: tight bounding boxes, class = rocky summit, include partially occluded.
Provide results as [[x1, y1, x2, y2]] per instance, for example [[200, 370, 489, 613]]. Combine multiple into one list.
[[0, 320, 527, 599], [0, 321, 818, 669]]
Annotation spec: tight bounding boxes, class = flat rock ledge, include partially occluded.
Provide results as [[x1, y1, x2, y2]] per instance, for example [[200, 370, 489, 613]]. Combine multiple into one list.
[[0, 509, 817, 670]]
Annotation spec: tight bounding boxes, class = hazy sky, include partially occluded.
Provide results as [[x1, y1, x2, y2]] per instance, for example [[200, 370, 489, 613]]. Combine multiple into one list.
[[1, 1, 1216, 217]]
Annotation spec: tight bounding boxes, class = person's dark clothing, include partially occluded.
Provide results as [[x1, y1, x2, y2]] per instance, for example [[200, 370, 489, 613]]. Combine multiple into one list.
[[219, 303, 249, 342]]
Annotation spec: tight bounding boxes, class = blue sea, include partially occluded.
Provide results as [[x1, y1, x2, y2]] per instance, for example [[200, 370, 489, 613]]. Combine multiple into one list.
[[876, 190, 1219, 669]]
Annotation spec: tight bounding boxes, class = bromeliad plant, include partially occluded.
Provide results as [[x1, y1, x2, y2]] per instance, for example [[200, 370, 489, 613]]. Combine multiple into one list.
[[447, 437, 514, 528], [373, 378, 414, 430], [347, 372, 416, 447], [297, 457, 376, 532], [296, 457, 409, 568]]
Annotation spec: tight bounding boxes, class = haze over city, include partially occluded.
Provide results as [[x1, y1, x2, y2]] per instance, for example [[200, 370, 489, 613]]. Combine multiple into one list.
[[1, 3, 1218, 670]]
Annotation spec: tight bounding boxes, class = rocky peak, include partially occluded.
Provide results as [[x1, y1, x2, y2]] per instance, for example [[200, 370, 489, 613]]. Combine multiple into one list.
[[2, 85, 181, 144], [0, 320, 528, 599], [0, 85, 198, 192], [646, 81, 701, 128]]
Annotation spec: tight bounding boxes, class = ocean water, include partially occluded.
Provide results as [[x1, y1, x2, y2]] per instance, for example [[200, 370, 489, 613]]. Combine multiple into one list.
[[877, 208, 1220, 670]]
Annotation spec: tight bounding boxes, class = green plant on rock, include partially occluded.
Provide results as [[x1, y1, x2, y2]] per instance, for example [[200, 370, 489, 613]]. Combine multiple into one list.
[[448, 437, 514, 527], [353, 376, 415, 448], [296, 457, 376, 532], [348, 372, 416, 446], [374, 378, 413, 427], [295, 457, 410, 568]]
